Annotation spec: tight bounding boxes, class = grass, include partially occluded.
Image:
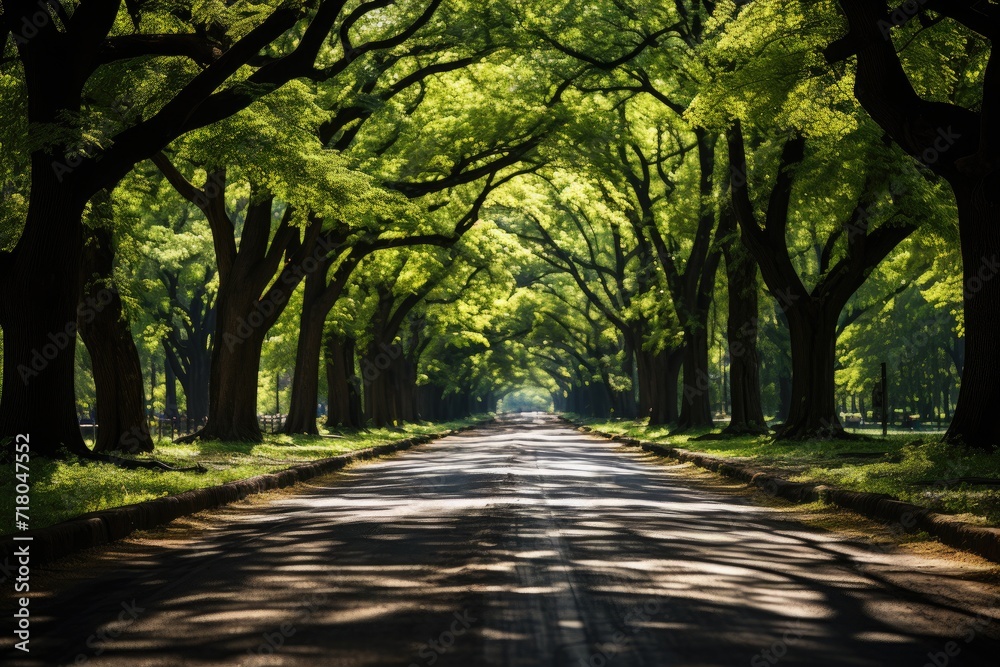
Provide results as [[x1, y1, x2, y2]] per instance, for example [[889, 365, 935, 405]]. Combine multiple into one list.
[[1, 416, 487, 535], [569, 414, 1000, 527]]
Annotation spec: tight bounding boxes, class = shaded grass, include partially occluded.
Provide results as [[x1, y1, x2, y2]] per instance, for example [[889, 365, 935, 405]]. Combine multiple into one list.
[[1, 417, 486, 535], [570, 414, 1000, 526]]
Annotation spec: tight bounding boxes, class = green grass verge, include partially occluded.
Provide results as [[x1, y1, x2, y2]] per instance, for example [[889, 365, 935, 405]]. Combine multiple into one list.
[[1, 417, 487, 535], [568, 414, 1000, 527]]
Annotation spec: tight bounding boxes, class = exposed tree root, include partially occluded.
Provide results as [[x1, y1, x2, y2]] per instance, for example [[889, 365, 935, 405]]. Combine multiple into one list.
[[835, 451, 887, 459], [174, 427, 262, 444], [173, 430, 203, 444], [772, 424, 868, 442], [913, 477, 1000, 487], [81, 451, 207, 472], [688, 428, 769, 442]]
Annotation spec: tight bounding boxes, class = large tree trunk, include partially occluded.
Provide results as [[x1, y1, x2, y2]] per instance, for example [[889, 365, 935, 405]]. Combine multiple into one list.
[[282, 245, 342, 435], [721, 220, 768, 435], [163, 300, 214, 424], [186, 348, 211, 423], [640, 345, 682, 426], [283, 272, 328, 434], [193, 290, 267, 442], [945, 187, 1000, 447], [677, 324, 713, 430], [417, 384, 445, 421], [396, 355, 419, 422], [636, 337, 654, 421], [728, 125, 913, 439], [283, 307, 324, 434], [779, 307, 841, 439], [0, 174, 90, 458], [325, 334, 363, 428], [663, 348, 683, 425], [166, 345, 211, 424], [364, 340, 401, 427], [641, 351, 659, 423], [165, 359, 179, 420], [78, 227, 154, 453], [616, 341, 638, 419]]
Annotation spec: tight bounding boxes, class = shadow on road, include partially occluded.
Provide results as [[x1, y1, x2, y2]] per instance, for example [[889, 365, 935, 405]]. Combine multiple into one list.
[[3, 414, 998, 666]]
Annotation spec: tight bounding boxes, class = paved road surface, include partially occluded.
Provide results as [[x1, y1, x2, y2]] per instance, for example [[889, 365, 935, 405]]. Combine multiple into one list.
[[4, 415, 999, 666]]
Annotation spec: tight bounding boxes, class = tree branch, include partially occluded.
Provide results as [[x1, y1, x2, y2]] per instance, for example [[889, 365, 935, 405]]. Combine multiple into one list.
[[96, 34, 223, 67]]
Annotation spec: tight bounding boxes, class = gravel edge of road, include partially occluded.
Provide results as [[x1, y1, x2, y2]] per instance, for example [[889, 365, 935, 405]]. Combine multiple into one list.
[[1, 422, 488, 568], [563, 416, 1000, 564]]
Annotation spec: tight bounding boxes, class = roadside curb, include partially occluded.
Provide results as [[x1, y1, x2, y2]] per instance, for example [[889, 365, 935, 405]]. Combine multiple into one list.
[[564, 417, 1000, 564], [3, 423, 484, 568]]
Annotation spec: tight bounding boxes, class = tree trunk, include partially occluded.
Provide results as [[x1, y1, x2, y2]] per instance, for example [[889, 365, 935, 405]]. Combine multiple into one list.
[[78, 227, 154, 453], [0, 175, 90, 458], [283, 274, 328, 434], [162, 282, 215, 425], [721, 224, 768, 435], [945, 187, 1000, 448], [165, 359, 179, 420], [186, 348, 211, 423], [395, 356, 419, 422], [617, 341, 638, 419], [778, 307, 842, 439], [325, 334, 363, 428], [677, 324, 713, 430], [642, 346, 682, 426], [636, 344, 654, 421], [283, 305, 324, 434], [193, 290, 267, 442], [418, 383, 446, 421], [363, 341, 394, 427]]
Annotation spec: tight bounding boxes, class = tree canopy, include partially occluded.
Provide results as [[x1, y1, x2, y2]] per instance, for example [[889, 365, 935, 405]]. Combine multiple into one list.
[[0, 0, 994, 456]]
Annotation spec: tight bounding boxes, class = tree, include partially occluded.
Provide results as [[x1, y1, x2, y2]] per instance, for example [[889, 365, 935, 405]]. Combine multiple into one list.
[[824, 0, 1000, 448], [78, 214, 154, 453], [728, 124, 918, 438], [0, 0, 368, 457], [717, 204, 768, 435]]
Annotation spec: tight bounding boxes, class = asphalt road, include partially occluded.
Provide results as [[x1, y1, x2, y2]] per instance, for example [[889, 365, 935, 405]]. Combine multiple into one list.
[[4, 414, 999, 666]]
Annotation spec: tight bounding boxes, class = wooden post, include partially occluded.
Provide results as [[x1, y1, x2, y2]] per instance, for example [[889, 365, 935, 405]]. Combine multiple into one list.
[[149, 358, 156, 419], [881, 362, 888, 437]]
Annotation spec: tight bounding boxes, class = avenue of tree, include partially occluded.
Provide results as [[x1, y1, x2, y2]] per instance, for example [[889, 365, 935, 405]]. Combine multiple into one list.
[[0, 0, 994, 459]]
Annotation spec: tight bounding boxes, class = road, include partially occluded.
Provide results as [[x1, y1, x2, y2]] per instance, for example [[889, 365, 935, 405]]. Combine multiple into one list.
[[4, 414, 999, 666]]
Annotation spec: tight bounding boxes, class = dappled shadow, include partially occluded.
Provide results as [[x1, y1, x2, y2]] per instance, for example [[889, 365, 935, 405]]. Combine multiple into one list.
[[2, 414, 998, 666]]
